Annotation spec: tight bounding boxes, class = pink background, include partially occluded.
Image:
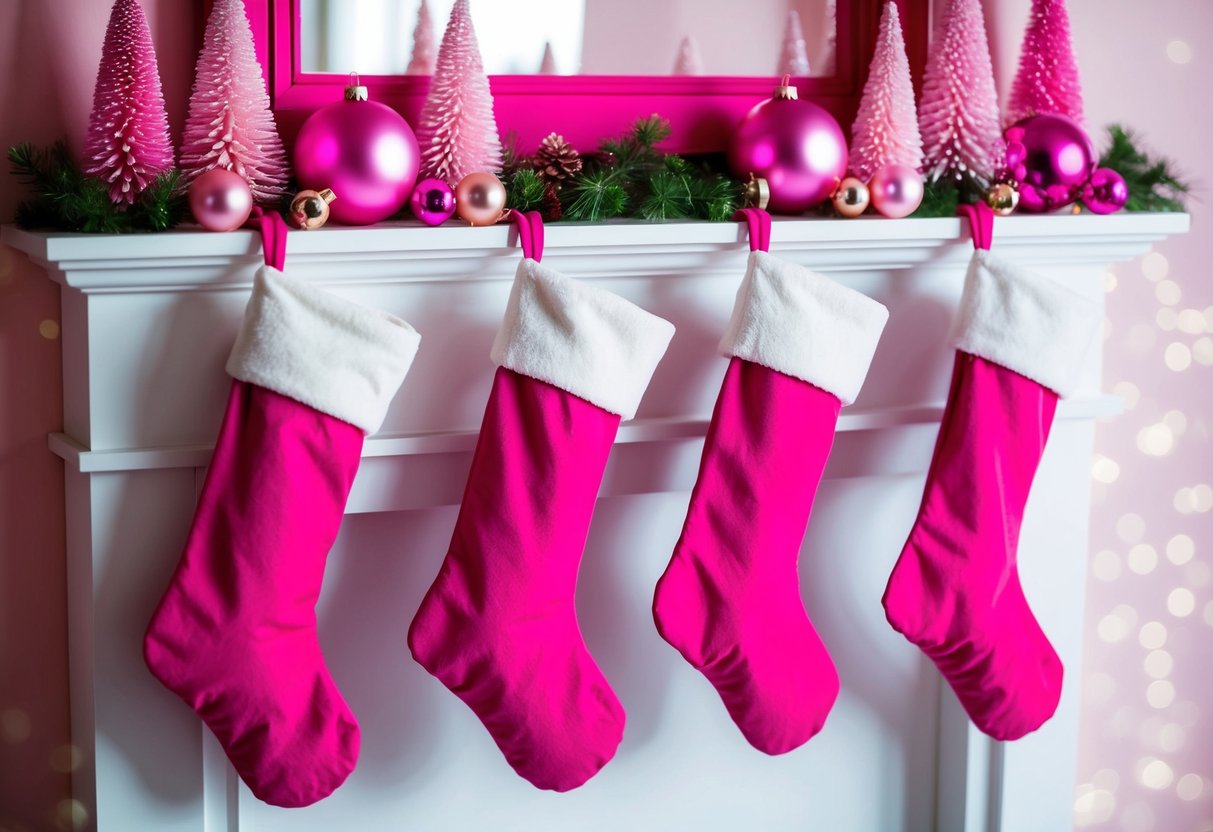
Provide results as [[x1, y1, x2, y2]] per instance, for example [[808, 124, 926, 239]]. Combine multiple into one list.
[[0, 1, 1209, 830]]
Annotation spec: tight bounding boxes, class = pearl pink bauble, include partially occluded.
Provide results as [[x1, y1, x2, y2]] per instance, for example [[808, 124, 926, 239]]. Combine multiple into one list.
[[1010, 114, 1095, 214], [189, 169, 253, 232], [868, 165, 924, 218], [832, 177, 870, 218], [729, 86, 848, 214], [1082, 167, 1129, 215], [294, 96, 420, 226], [410, 177, 457, 226], [454, 172, 507, 226]]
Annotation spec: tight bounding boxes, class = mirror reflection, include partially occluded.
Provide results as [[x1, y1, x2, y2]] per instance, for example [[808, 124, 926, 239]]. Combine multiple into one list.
[[299, 0, 837, 77]]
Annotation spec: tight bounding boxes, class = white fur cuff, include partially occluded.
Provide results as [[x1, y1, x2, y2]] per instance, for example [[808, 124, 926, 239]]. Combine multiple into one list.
[[227, 266, 420, 435], [491, 259, 675, 420], [719, 251, 889, 405], [953, 250, 1100, 398]]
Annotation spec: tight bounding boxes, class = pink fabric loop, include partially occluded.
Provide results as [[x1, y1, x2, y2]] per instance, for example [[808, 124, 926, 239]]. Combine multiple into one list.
[[510, 210, 545, 262], [957, 200, 995, 251], [733, 208, 772, 252], [248, 207, 289, 270], [525, 211, 545, 262]]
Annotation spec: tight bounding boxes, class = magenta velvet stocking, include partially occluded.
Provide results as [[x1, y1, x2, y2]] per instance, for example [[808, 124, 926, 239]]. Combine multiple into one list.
[[653, 213, 889, 754], [144, 216, 420, 807], [408, 221, 674, 791], [882, 204, 1101, 740]]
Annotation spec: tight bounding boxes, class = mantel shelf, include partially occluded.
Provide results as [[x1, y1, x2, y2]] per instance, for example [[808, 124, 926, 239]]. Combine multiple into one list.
[[1, 213, 1190, 293]]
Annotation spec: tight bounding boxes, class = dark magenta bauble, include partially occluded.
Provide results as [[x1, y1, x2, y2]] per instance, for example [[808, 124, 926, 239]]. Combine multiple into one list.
[[1082, 167, 1129, 214], [729, 95, 848, 214], [410, 177, 457, 226], [1010, 113, 1095, 213], [294, 98, 420, 225]]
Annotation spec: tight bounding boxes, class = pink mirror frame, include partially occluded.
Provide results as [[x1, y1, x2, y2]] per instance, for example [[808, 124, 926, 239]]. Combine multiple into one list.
[[229, 0, 929, 154]]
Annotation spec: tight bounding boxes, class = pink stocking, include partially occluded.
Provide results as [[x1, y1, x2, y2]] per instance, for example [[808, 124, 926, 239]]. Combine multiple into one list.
[[144, 213, 420, 806], [408, 213, 675, 791], [882, 203, 1101, 739], [654, 210, 889, 754]]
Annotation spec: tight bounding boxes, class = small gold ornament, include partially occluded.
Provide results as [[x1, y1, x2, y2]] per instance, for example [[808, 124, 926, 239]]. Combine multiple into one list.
[[984, 182, 1020, 216], [289, 188, 337, 230], [832, 177, 870, 218], [743, 174, 770, 210]]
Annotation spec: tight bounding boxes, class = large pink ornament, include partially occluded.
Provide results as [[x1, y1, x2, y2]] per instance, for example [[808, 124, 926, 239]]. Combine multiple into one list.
[[189, 169, 253, 232], [729, 77, 848, 214], [1011, 113, 1094, 213], [868, 164, 924, 219], [1082, 168, 1129, 214], [294, 80, 420, 226]]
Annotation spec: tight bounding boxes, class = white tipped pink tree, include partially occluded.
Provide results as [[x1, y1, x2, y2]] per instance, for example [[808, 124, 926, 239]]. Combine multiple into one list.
[[777, 10, 811, 77], [672, 35, 704, 76], [83, 0, 174, 205], [918, 0, 1004, 186], [850, 1, 922, 181], [1005, 0, 1084, 126], [178, 0, 289, 203], [406, 0, 437, 75], [415, 0, 503, 185]]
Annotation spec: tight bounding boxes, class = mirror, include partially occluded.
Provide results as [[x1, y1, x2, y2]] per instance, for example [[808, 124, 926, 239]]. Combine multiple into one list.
[[298, 0, 838, 77]]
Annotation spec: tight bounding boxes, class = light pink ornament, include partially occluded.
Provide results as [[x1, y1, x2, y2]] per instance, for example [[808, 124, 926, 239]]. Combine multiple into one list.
[[729, 78, 848, 214], [180, 0, 290, 203], [777, 10, 810, 77], [918, 0, 1004, 186], [294, 81, 420, 226], [868, 164, 924, 218], [415, 0, 504, 186], [406, 0, 437, 75], [1006, 0, 1084, 127], [189, 168, 253, 232], [850, 2, 922, 182], [83, 0, 174, 205]]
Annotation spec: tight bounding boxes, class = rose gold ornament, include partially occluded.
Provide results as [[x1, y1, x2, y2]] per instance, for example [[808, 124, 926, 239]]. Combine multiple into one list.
[[984, 182, 1019, 216], [454, 172, 508, 226], [832, 177, 870, 218], [288, 188, 337, 230]]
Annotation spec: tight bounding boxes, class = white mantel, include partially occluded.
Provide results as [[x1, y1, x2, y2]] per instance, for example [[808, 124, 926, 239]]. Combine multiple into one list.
[[2, 213, 1190, 832]]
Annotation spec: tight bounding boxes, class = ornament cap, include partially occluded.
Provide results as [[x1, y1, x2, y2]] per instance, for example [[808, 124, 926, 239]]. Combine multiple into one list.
[[743, 175, 771, 209], [774, 74, 799, 100], [318, 188, 337, 204], [344, 72, 369, 101]]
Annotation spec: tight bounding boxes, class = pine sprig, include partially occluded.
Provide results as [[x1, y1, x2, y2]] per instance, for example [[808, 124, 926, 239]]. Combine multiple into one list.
[[506, 168, 547, 213], [8, 141, 187, 233], [1099, 124, 1191, 213], [911, 177, 966, 218], [564, 169, 629, 222]]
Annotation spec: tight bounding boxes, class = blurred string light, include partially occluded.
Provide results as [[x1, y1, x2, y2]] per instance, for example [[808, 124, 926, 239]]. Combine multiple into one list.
[[1117, 513, 1147, 543], [1166, 39, 1193, 65], [1142, 251, 1169, 281], [1139, 620, 1167, 649], [1127, 543, 1158, 575]]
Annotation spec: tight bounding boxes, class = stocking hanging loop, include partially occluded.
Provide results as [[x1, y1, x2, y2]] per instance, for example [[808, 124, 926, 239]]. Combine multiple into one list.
[[248, 206, 289, 270], [957, 200, 995, 251], [510, 210, 545, 262], [733, 208, 772, 253]]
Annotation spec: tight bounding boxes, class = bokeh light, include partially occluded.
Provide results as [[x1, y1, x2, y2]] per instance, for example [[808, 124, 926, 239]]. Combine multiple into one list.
[[1141, 251, 1170, 281], [1113, 381, 1142, 409], [1164, 342, 1192, 372], [1138, 758, 1174, 790], [56, 798, 89, 831], [1158, 722, 1186, 753], [1193, 336, 1213, 365], [1165, 534, 1195, 565], [1136, 423, 1174, 455], [1092, 455, 1121, 484], [39, 319, 60, 340], [1146, 680, 1176, 709], [1, 707, 32, 743], [1155, 279, 1182, 306], [1166, 588, 1195, 617], [1155, 308, 1177, 331], [1175, 773, 1203, 801], [1127, 544, 1158, 575], [1166, 39, 1193, 64], [1139, 620, 1167, 649], [1117, 513, 1147, 543], [1177, 308, 1206, 333], [1092, 549, 1121, 581], [1143, 649, 1173, 678]]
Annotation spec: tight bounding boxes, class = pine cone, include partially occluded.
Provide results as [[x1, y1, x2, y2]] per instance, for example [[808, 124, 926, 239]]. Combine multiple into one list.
[[541, 182, 563, 222], [533, 132, 582, 188]]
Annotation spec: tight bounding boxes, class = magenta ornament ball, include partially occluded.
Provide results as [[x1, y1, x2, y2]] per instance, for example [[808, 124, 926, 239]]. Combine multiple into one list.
[[1011, 113, 1095, 213], [868, 164, 924, 219], [189, 169, 253, 232], [410, 177, 457, 226], [294, 98, 420, 226], [729, 96, 848, 214], [1082, 167, 1129, 214]]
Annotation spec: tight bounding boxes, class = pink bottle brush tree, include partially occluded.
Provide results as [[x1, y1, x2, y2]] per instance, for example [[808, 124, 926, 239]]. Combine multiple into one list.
[[415, 0, 504, 186], [83, 0, 174, 205], [1005, 0, 1084, 127], [406, 0, 437, 75], [777, 10, 811, 77], [179, 0, 289, 203], [849, 1, 922, 182], [918, 0, 1004, 186]]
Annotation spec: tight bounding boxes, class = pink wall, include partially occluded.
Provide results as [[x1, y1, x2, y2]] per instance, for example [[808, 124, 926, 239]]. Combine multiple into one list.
[[0, 2, 1208, 830]]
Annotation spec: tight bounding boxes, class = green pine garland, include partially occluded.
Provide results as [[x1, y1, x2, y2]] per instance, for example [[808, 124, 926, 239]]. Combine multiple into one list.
[[8, 142, 187, 233], [1099, 124, 1190, 213]]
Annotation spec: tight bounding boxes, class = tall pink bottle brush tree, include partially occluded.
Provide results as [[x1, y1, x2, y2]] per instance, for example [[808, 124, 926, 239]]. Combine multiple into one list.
[[415, 0, 504, 186], [917, 0, 1004, 186], [84, 0, 174, 205], [850, 1, 922, 182], [179, 0, 289, 203], [406, 0, 437, 75], [1005, 0, 1084, 126]]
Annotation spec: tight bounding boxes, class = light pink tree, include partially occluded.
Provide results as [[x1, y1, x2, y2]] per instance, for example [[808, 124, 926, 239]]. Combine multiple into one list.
[[83, 0, 174, 205], [538, 42, 557, 75], [850, 1, 922, 181], [672, 35, 704, 76], [406, 0, 437, 75], [179, 0, 289, 203], [416, 0, 503, 185], [1005, 0, 1084, 126], [918, 0, 1004, 185], [777, 10, 810, 77]]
